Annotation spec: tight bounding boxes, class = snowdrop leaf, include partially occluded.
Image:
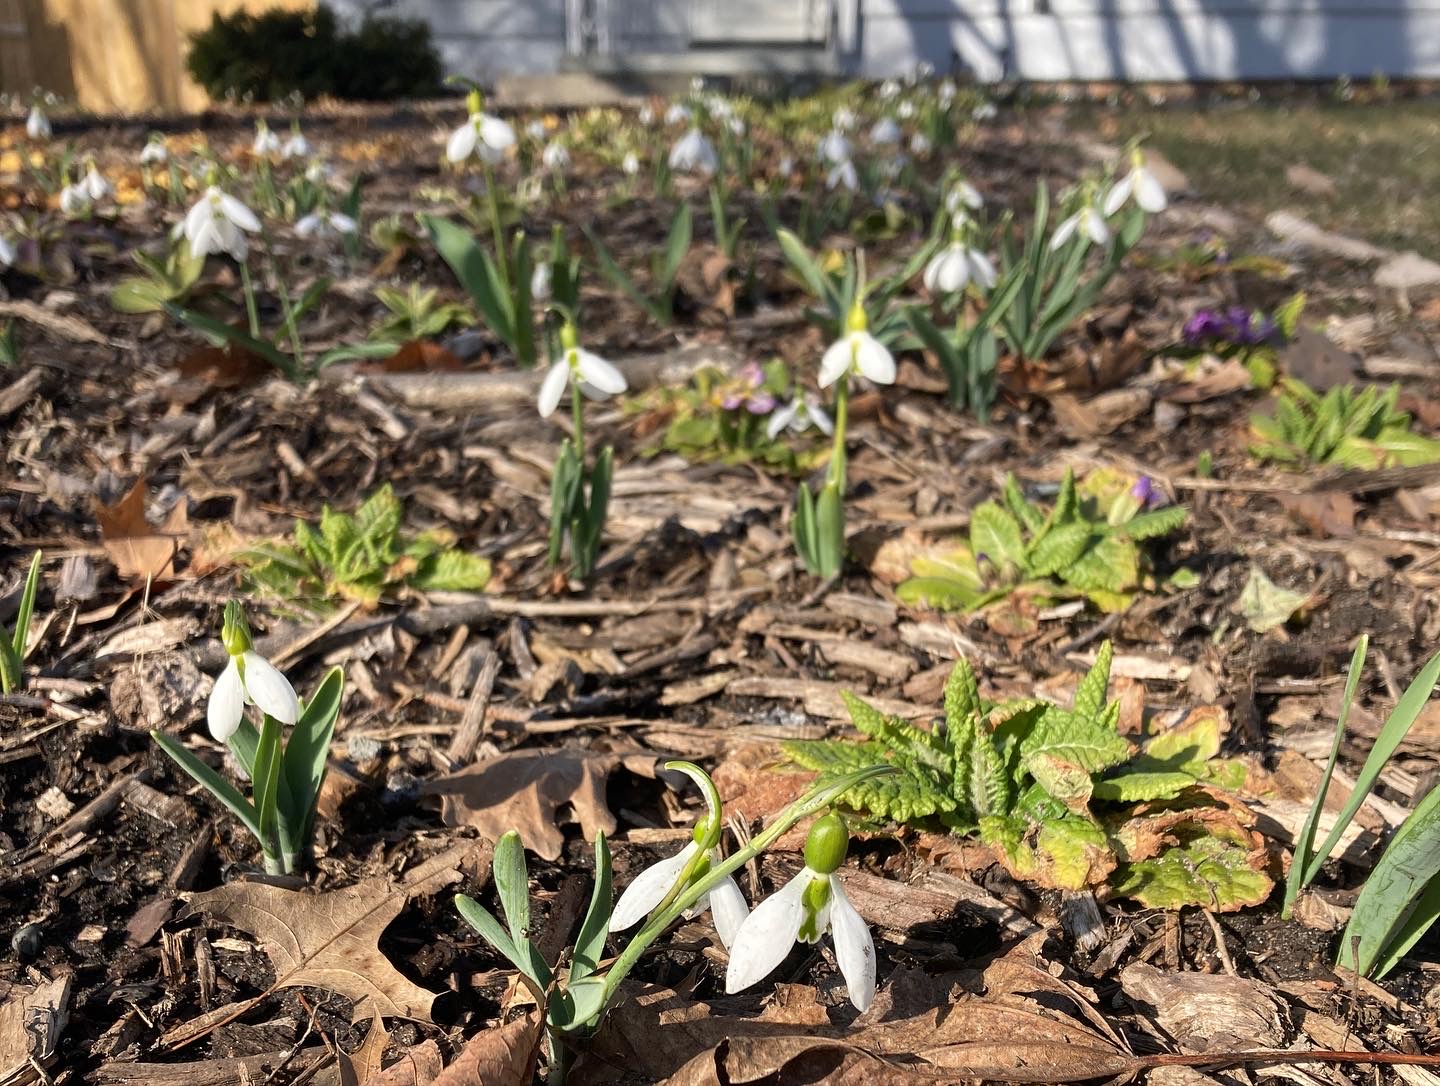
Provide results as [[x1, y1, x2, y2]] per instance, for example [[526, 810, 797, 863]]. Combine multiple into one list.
[[280, 666, 344, 844], [150, 730, 263, 842], [569, 833, 612, 986]]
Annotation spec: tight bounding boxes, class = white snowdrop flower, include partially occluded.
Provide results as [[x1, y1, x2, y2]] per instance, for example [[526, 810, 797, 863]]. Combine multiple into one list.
[[938, 79, 956, 105], [610, 763, 749, 949], [923, 241, 996, 294], [26, 104, 50, 140], [664, 102, 692, 125], [295, 208, 357, 238], [304, 160, 332, 184], [668, 128, 717, 174], [914, 61, 935, 80], [447, 106, 517, 164], [766, 395, 833, 440], [183, 185, 262, 261], [817, 130, 851, 165], [140, 136, 168, 165], [820, 305, 894, 388], [526, 120, 547, 141], [777, 154, 794, 176], [538, 324, 627, 417], [869, 117, 901, 145], [530, 260, 552, 302], [728, 116, 746, 136], [881, 154, 907, 181], [59, 184, 87, 215], [80, 163, 111, 202], [542, 141, 570, 171], [946, 181, 984, 212], [622, 150, 640, 176], [826, 159, 858, 192], [280, 130, 311, 160], [252, 121, 281, 156], [690, 76, 705, 93], [707, 95, 733, 121], [832, 106, 856, 131], [638, 105, 655, 126], [1050, 203, 1110, 251], [973, 101, 998, 121], [0, 234, 14, 268], [207, 605, 300, 743], [879, 79, 901, 100], [909, 131, 931, 155], [897, 100, 916, 121], [725, 814, 875, 1013], [1103, 151, 1167, 215]]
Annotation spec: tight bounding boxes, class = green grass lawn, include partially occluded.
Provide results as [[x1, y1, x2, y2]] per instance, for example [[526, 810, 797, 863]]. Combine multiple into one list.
[[1072, 99, 1440, 257]]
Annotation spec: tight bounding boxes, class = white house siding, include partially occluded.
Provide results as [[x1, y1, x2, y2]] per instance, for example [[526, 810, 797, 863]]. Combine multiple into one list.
[[329, 0, 569, 83], [855, 0, 1440, 82]]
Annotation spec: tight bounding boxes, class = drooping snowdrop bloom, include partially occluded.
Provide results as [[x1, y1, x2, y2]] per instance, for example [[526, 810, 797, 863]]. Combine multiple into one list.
[[766, 394, 833, 439], [295, 208, 357, 238], [207, 602, 300, 743], [820, 302, 894, 388], [938, 79, 957, 106], [869, 117, 901, 145], [668, 127, 717, 174], [25, 104, 50, 141], [879, 79, 901, 100], [777, 154, 794, 176], [1102, 148, 1167, 215], [530, 260, 552, 302], [80, 163, 111, 202], [252, 120, 281, 157], [817, 129, 851, 164], [541, 141, 570, 171], [304, 160, 332, 184], [923, 240, 997, 294], [725, 813, 876, 1012], [538, 322, 628, 417], [664, 102, 692, 126], [832, 106, 856, 131], [1050, 202, 1110, 251], [140, 135, 168, 165], [446, 92, 517, 165], [946, 180, 984, 213], [622, 150, 640, 176], [58, 183, 87, 215], [526, 119, 547, 141], [909, 132, 931, 156], [610, 763, 749, 949], [826, 158, 858, 193], [728, 116, 746, 137], [0, 234, 14, 268], [973, 100, 998, 122], [896, 100, 916, 121], [281, 127, 311, 160], [182, 186, 262, 260], [637, 105, 655, 126]]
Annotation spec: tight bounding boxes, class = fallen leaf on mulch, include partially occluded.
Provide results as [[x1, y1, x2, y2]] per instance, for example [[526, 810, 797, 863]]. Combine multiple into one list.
[[423, 748, 657, 861], [369, 339, 463, 373], [174, 343, 272, 389], [335, 1011, 389, 1085], [1050, 387, 1153, 439], [365, 1040, 443, 1086], [431, 1011, 541, 1086], [94, 477, 189, 583], [1276, 491, 1357, 537], [656, 1035, 897, 1085], [1236, 566, 1312, 632], [0, 973, 72, 1084], [185, 840, 489, 1023], [713, 745, 814, 851]]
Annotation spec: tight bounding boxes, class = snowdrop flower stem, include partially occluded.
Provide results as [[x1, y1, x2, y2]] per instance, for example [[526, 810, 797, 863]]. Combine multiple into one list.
[[597, 763, 895, 1012], [238, 260, 261, 339]]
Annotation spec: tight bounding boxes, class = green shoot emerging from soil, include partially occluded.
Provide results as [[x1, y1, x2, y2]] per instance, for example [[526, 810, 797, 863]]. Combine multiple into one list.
[[240, 484, 492, 612], [1250, 378, 1440, 469], [0, 550, 42, 695], [898, 468, 1189, 615], [786, 641, 1270, 909]]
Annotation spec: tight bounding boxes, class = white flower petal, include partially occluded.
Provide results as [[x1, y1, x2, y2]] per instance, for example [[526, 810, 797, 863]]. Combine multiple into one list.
[[480, 114, 516, 151], [575, 349, 627, 395], [1136, 169, 1167, 213], [218, 193, 260, 233], [538, 360, 570, 418], [853, 333, 895, 385], [1049, 214, 1079, 251], [295, 213, 320, 237], [968, 249, 998, 291], [706, 874, 750, 949], [725, 870, 810, 994], [207, 660, 246, 741], [818, 336, 853, 388], [611, 842, 698, 932], [328, 211, 358, 235], [827, 877, 877, 1012], [808, 401, 834, 436], [0, 235, 14, 268], [766, 402, 798, 440], [241, 651, 299, 724], [446, 123, 478, 163], [1102, 174, 1133, 217], [1085, 211, 1111, 246]]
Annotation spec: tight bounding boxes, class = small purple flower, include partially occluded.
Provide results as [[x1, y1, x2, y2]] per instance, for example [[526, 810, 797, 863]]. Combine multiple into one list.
[[718, 363, 777, 415], [747, 391, 777, 414], [1182, 306, 1280, 349], [1130, 476, 1163, 508]]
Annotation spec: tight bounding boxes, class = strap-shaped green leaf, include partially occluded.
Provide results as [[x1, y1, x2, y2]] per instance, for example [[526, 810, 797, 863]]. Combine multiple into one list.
[[568, 832, 613, 985], [163, 302, 296, 379], [11, 549, 41, 664], [454, 893, 550, 998], [281, 666, 344, 846], [1341, 783, 1440, 976], [251, 715, 284, 860], [150, 730, 263, 842], [660, 203, 693, 289]]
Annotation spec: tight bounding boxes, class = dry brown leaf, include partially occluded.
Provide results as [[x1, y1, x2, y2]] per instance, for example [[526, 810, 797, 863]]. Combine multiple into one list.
[[336, 1011, 389, 1085], [431, 1012, 542, 1086], [186, 841, 488, 1023], [370, 339, 463, 374], [1049, 387, 1153, 439], [423, 749, 655, 862], [0, 973, 72, 1085], [713, 745, 813, 852], [92, 1047, 330, 1085], [1119, 962, 1284, 1053], [366, 1040, 443, 1086], [657, 1036, 900, 1086], [1276, 492, 1357, 538], [175, 343, 272, 389], [94, 478, 189, 583]]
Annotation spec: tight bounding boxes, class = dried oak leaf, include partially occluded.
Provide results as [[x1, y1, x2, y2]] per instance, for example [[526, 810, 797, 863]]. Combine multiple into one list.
[[335, 1011, 389, 1085], [94, 478, 189, 583], [0, 973, 71, 1083], [369, 339, 463, 374], [365, 1039, 443, 1086], [431, 1011, 542, 1086], [424, 748, 656, 862], [186, 841, 487, 1023], [657, 1035, 898, 1085]]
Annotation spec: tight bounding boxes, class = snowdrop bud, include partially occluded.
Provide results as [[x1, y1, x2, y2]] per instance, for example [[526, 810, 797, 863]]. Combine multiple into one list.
[[845, 301, 868, 335], [221, 601, 253, 656], [466, 89, 483, 115], [804, 812, 849, 874], [560, 320, 579, 352]]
